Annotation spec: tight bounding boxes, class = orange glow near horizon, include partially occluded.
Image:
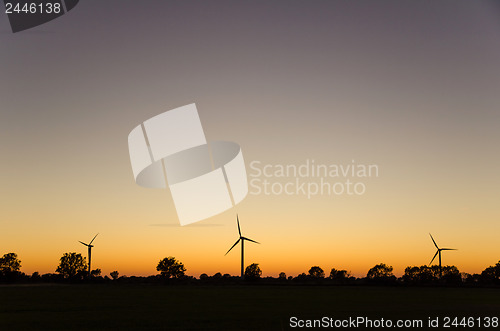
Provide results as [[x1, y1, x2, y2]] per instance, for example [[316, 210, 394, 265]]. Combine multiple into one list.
[[4, 193, 499, 279]]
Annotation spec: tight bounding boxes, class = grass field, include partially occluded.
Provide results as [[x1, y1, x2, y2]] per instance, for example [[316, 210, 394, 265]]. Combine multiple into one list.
[[1, 284, 499, 330]]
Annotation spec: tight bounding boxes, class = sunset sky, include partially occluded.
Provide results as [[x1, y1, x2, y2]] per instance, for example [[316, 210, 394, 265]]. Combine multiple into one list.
[[1, 0, 499, 278]]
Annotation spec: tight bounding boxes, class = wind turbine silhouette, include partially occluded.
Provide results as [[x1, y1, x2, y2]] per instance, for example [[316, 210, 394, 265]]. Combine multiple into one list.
[[429, 233, 457, 278], [225, 215, 259, 279], [79, 233, 98, 278]]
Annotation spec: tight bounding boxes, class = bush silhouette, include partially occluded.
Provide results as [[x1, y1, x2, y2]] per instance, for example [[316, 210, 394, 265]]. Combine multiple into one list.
[[110, 271, 119, 280]]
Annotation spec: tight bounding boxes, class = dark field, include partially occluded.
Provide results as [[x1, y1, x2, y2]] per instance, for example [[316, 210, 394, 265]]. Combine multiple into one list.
[[1, 284, 499, 330]]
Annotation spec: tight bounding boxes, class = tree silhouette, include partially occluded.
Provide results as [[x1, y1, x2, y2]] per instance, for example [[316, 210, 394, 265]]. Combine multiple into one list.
[[440, 266, 461, 283], [403, 265, 461, 284], [56, 252, 87, 279], [367, 263, 395, 282], [308, 266, 325, 279], [156, 257, 186, 279], [329, 268, 350, 282], [0, 253, 22, 281], [462, 272, 481, 284], [403, 266, 435, 284], [110, 270, 119, 280], [244, 263, 262, 279], [278, 272, 287, 280], [0, 253, 21, 274], [481, 261, 500, 284]]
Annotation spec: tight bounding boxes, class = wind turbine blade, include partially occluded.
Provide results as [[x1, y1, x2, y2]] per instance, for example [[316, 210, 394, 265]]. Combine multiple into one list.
[[429, 233, 439, 249], [225, 239, 240, 256], [242, 237, 260, 244], [441, 248, 457, 251], [79, 241, 89, 246], [237, 215, 241, 237], [429, 250, 439, 265], [89, 233, 99, 245]]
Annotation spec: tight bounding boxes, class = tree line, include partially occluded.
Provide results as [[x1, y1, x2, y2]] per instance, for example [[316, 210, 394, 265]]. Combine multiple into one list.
[[1, 252, 500, 286]]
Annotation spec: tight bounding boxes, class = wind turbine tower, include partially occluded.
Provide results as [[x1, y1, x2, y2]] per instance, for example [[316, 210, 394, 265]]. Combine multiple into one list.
[[225, 216, 259, 279], [79, 233, 99, 278], [429, 233, 457, 278]]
